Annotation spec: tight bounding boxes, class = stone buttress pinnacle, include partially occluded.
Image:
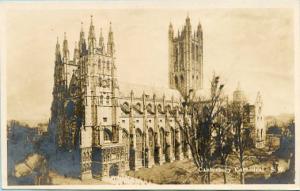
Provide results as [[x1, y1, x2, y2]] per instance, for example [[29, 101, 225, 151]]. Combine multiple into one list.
[[107, 22, 115, 56], [63, 32, 69, 59]]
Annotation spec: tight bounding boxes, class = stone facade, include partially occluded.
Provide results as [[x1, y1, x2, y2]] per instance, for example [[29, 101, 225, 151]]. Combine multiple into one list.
[[49, 16, 265, 180], [50, 16, 197, 180], [232, 84, 266, 148], [168, 16, 203, 97]]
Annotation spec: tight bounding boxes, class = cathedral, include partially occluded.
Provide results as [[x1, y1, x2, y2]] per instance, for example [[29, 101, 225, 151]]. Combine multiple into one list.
[[49, 16, 265, 180]]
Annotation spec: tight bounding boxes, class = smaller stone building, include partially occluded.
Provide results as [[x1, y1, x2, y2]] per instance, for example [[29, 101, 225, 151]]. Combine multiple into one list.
[[232, 84, 266, 148]]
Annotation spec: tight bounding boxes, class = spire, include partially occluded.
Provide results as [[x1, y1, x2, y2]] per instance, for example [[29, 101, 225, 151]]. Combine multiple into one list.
[[186, 13, 191, 25], [79, 22, 87, 56], [256, 91, 263, 104], [55, 37, 60, 55], [197, 22, 202, 39], [88, 15, 96, 53], [63, 32, 69, 60], [73, 41, 80, 61], [99, 27, 105, 53], [107, 22, 115, 56], [169, 22, 174, 39], [55, 37, 61, 63], [185, 13, 191, 35], [80, 22, 84, 39]]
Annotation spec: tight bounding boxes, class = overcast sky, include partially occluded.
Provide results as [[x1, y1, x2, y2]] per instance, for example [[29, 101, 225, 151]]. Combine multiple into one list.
[[4, 7, 294, 124]]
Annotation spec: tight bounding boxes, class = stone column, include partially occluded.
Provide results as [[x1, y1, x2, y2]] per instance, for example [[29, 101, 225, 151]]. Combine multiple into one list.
[[80, 147, 93, 180], [144, 129, 150, 168], [99, 127, 104, 145]]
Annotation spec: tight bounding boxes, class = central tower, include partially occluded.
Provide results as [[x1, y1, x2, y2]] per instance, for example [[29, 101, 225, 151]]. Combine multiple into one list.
[[168, 16, 203, 97]]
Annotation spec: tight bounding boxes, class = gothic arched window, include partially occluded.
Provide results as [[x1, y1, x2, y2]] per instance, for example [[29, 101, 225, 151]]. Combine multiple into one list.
[[100, 95, 103, 105], [180, 75, 184, 87], [106, 96, 110, 104], [160, 128, 165, 154], [136, 128, 143, 160], [175, 48, 179, 71], [107, 61, 110, 70], [104, 128, 112, 142], [192, 44, 195, 60], [175, 76, 179, 88], [171, 127, 176, 155], [148, 128, 154, 157], [98, 59, 101, 70], [122, 129, 129, 160]]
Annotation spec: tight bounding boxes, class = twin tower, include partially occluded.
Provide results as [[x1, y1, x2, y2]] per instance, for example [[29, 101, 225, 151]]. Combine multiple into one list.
[[169, 16, 204, 97]]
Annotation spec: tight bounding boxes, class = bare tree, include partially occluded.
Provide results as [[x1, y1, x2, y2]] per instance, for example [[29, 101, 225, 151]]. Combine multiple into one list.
[[230, 101, 253, 184], [213, 105, 234, 184], [177, 74, 226, 184]]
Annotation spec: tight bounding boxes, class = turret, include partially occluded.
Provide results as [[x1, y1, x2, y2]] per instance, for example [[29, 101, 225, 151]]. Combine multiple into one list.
[[107, 22, 115, 56], [168, 22, 174, 88], [185, 15, 192, 35], [88, 15, 96, 54], [63, 32, 69, 61], [197, 22, 202, 40], [99, 28, 105, 53]]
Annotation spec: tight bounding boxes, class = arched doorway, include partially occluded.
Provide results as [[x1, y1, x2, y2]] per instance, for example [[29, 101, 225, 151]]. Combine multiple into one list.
[[109, 163, 119, 176]]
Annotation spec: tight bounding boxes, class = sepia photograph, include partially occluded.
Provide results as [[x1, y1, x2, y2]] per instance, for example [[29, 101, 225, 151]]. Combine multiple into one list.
[[0, 0, 299, 190]]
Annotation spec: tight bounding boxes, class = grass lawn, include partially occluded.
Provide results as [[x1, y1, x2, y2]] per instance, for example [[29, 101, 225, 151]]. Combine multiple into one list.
[[49, 171, 109, 185], [126, 159, 240, 184]]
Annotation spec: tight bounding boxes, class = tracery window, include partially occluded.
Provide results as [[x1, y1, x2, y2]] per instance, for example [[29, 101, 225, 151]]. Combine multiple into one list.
[[160, 128, 165, 154]]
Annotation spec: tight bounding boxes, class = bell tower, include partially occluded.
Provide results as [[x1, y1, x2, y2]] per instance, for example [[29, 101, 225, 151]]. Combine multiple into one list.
[[169, 16, 203, 97]]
